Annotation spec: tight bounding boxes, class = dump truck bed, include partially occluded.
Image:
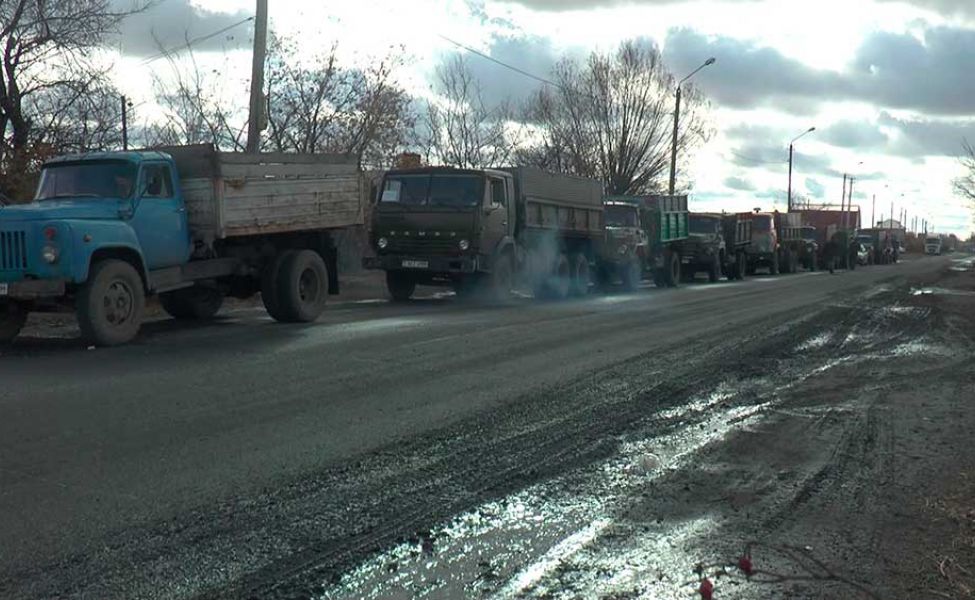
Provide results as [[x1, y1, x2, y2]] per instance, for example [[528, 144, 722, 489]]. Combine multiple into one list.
[[506, 167, 604, 239], [163, 145, 366, 247]]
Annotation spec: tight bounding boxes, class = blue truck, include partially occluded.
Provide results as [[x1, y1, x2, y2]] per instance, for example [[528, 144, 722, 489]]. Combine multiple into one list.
[[0, 144, 366, 346]]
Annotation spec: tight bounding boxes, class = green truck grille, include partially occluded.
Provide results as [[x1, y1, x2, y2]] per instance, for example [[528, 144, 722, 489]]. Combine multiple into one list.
[[0, 230, 28, 270], [385, 238, 460, 256]]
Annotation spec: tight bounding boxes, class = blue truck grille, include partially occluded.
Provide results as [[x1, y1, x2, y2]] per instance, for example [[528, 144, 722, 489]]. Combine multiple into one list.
[[0, 230, 28, 270]]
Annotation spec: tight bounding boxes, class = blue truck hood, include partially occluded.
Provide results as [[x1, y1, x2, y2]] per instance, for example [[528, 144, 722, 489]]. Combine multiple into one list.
[[0, 199, 122, 222]]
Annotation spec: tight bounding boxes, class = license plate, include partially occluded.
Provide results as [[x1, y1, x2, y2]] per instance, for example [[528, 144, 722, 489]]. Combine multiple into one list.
[[0, 283, 7, 295], [402, 260, 429, 269]]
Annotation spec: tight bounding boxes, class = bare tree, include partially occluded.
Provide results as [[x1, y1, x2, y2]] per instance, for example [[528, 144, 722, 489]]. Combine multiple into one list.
[[31, 78, 125, 153], [423, 55, 519, 169], [520, 40, 712, 195], [263, 37, 415, 168], [0, 0, 147, 197], [146, 50, 247, 151], [955, 140, 975, 229]]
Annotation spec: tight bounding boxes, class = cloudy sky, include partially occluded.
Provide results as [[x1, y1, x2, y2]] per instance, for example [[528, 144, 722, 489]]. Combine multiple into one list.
[[111, 0, 975, 236]]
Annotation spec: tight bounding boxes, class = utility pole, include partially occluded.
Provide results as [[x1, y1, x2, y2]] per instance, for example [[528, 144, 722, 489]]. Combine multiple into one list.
[[848, 177, 855, 230], [668, 85, 682, 196], [121, 95, 129, 151], [246, 0, 269, 153], [787, 143, 794, 212], [871, 194, 876, 228], [668, 57, 716, 196]]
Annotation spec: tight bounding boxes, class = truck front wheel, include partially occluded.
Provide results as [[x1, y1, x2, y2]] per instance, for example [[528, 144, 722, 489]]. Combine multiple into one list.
[[77, 259, 145, 346], [277, 250, 329, 322], [620, 259, 641, 292], [387, 271, 416, 302], [708, 253, 721, 283], [160, 286, 224, 320], [0, 301, 27, 343]]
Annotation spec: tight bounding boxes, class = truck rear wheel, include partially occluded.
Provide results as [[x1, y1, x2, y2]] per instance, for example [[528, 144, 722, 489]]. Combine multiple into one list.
[[387, 271, 416, 302], [261, 251, 291, 321], [160, 286, 224, 320], [550, 253, 571, 299], [569, 253, 590, 297], [0, 301, 27, 343], [664, 250, 681, 287], [276, 250, 329, 322], [77, 259, 145, 346]]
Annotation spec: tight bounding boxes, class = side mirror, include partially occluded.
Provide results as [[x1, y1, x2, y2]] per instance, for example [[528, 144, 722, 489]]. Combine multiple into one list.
[[117, 198, 135, 219]]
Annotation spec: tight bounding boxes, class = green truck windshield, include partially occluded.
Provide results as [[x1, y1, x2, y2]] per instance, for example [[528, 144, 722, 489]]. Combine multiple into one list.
[[689, 217, 717, 234], [605, 205, 638, 227], [381, 174, 483, 208], [35, 160, 137, 200]]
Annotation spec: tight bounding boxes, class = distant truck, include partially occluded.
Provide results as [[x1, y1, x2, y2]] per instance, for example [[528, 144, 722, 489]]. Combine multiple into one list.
[[925, 236, 943, 255], [0, 145, 365, 346], [597, 199, 646, 290], [796, 208, 860, 270], [683, 212, 751, 282], [741, 211, 779, 275], [604, 195, 688, 287], [364, 166, 604, 301], [775, 212, 817, 273]]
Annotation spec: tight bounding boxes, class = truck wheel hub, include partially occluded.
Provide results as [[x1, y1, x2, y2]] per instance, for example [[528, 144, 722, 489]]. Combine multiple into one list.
[[299, 268, 320, 303], [104, 281, 134, 325]]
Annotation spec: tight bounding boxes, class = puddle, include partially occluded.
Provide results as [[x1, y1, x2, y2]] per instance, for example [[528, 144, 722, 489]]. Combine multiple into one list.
[[950, 257, 975, 272], [796, 331, 834, 352], [911, 287, 975, 297], [889, 339, 955, 358], [317, 398, 772, 600], [315, 341, 928, 599]]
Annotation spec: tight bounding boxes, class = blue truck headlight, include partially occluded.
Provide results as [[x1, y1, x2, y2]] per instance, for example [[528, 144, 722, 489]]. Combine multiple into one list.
[[41, 244, 60, 264], [459, 239, 470, 251], [377, 237, 389, 250]]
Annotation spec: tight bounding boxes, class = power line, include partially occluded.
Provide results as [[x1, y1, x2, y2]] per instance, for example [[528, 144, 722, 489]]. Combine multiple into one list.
[[437, 34, 562, 90], [727, 149, 785, 165], [138, 16, 254, 66]]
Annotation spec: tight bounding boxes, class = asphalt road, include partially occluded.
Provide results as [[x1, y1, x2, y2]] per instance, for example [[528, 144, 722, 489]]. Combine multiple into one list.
[[0, 255, 947, 598]]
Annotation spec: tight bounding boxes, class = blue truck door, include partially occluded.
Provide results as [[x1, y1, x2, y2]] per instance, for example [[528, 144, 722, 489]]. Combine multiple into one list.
[[132, 162, 190, 269]]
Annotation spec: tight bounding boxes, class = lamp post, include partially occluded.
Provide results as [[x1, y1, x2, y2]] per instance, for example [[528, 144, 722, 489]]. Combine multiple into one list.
[[787, 127, 816, 212], [668, 57, 716, 195]]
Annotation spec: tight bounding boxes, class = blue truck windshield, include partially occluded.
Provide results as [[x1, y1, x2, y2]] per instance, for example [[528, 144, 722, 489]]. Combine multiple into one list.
[[36, 160, 138, 201], [381, 174, 483, 207]]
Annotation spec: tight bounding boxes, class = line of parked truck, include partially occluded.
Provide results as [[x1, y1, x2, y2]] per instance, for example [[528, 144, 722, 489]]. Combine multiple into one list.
[[0, 146, 909, 347]]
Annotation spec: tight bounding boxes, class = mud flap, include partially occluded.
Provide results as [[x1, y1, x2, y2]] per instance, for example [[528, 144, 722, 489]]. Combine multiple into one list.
[[325, 246, 340, 295]]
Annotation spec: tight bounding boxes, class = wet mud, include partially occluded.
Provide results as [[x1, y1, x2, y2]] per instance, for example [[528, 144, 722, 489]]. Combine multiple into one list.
[[5, 259, 975, 600]]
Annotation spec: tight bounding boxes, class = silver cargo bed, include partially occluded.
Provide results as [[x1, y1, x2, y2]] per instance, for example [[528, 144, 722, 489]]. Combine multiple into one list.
[[162, 145, 366, 248]]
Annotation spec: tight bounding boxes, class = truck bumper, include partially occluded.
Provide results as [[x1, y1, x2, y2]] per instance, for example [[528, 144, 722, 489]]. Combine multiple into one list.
[[0, 278, 66, 300], [363, 255, 478, 274]]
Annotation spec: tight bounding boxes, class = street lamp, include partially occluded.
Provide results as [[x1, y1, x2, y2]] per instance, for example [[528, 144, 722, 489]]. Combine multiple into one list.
[[668, 57, 716, 195], [787, 126, 816, 212]]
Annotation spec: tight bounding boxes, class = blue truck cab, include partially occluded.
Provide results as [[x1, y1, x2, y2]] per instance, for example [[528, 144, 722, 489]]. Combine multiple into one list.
[[0, 150, 194, 345]]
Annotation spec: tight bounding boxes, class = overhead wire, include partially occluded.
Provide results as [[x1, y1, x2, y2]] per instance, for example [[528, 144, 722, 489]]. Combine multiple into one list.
[[138, 16, 255, 66]]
